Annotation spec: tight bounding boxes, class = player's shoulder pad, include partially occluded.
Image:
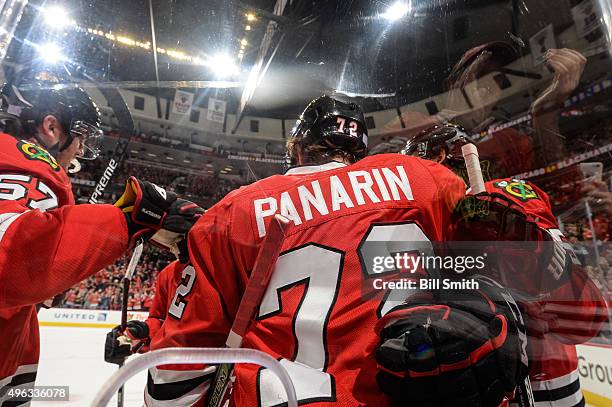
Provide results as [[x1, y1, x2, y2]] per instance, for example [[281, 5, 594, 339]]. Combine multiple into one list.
[[0, 132, 71, 189], [486, 177, 548, 203]]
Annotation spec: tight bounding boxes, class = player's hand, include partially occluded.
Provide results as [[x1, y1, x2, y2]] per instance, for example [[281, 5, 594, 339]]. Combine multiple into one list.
[[532, 48, 586, 113], [104, 320, 150, 364], [114, 177, 205, 246], [375, 276, 529, 407]]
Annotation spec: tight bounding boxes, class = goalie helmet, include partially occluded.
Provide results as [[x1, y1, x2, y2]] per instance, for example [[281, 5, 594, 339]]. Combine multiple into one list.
[[0, 77, 103, 160], [286, 95, 368, 165], [402, 122, 469, 170]]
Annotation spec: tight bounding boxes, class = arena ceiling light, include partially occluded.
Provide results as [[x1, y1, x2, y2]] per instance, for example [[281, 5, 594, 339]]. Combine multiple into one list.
[[207, 53, 239, 78], [381, 1, 411, 21], [43, 6, 74, 29], [37, 43, 65, 64]]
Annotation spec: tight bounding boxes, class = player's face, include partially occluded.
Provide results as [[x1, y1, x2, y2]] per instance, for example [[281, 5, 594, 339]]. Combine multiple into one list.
[[39, 114, 85, 170], [57, 135, 84, 170]]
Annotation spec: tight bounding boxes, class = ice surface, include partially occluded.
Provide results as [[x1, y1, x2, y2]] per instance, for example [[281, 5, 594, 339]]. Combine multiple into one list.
[[33, 326, 147, 407]]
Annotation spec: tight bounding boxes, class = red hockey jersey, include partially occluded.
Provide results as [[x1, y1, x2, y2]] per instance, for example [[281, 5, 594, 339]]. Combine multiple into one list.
[[0, 133, 130, 400], [146, 155, 466, 406], [484, 178, 608, 407], [140, 261, 182, 353]]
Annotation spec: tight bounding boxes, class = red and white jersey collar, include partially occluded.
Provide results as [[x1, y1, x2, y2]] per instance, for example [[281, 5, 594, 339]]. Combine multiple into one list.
[[285, 161, 347, 175]]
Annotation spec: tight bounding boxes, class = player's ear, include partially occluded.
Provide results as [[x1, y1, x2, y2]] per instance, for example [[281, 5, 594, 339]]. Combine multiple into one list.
[[39, 114, 63, 146], [435, 148, 447, 164], [296, 145, 306, 166]]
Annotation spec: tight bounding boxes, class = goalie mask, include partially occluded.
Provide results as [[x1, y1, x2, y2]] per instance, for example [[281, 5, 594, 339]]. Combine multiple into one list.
[[402, 122, 469, 170], [0, 79, 103, 161], [286, 95, 368, 166]]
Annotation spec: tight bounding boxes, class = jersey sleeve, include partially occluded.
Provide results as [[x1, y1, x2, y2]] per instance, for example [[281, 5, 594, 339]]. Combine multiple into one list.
[[417, 158, 467, 239], [145, 261, 176, 340], [0, 195, 130, 308], [544, 266, 608, 345]]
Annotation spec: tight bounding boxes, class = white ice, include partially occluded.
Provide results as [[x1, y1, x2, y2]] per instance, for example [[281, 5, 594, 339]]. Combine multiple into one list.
[[33, 326, 147, 407]]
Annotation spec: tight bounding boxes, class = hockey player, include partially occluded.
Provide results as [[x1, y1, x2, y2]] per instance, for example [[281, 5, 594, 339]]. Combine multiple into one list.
[[0, 79, 204, 402], [104, 260, 183, 363], [402, 122, 608, 407], [143, 95, 528, 406]]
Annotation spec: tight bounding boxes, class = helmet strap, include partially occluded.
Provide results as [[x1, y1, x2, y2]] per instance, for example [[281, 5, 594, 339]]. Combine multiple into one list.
[[58, 131, 75, 153]]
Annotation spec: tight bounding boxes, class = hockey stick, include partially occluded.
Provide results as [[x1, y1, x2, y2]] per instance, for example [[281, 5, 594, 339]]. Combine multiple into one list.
[[206, 214, 290, 407], [461, 144, 535, 407], [117, 240, 144, 407], [89, 87, 135, 204], [461, 143, 486, 195]]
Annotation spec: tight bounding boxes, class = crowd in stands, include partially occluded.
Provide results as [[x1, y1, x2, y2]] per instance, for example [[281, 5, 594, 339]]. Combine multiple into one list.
[[76, 157, 244, 207], [61, 246, 173, 311]]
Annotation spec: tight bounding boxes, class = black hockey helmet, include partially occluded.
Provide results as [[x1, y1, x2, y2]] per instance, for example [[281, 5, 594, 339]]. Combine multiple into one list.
[[286, 95, 368, 165], [0, 75, 103, 160], [402, 122, 469, 170]]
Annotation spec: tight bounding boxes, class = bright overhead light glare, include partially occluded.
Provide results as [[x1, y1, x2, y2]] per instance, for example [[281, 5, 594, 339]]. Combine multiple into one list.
[[382, 1, 410, 21], [38, 43, 64, 64], [246, 13, 256, 21], [240, 38, 248, 46], [245, 25, 251, 31], [207, 53, 238, 77], [43, 6, 72, 29]]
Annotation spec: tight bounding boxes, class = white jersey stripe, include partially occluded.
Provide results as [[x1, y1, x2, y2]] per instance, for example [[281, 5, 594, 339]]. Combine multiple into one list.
[[534, 391, 583, 407], [144, 381, 210, 407], [0, 363, 38, 387], [148, 365, 216, 385], [530, 369, 579, 392], [0, 211, 28, 243], [0, 364, 38, 405]]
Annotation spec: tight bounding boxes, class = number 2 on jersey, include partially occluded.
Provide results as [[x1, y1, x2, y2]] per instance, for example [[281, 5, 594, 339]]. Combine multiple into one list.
[[168, 265, 196, 319]]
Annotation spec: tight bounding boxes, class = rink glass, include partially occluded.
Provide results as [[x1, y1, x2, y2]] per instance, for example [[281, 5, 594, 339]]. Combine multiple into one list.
[[0, 0, 610, 405]]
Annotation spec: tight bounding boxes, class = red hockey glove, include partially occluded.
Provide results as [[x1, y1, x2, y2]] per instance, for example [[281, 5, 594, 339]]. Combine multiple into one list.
[[114, 177, 204, 247], [104, 320, 150, 365], [375, 275, 529, 407]]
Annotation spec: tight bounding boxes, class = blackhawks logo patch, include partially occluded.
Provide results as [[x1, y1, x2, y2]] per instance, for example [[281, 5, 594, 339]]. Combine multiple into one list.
[[17, 140, 60, 171], [493, 179, 539, 202]]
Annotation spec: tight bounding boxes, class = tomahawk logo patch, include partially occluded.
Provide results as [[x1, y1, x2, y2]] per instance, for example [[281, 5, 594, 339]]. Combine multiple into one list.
[[493, 179, 539, 202], [17, 140, 60, 171]]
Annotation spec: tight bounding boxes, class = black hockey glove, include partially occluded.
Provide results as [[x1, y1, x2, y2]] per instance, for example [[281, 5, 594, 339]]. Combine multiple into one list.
[[104, 320, 150, 365], [375, 275, 529, 407], [115, 176, 204, 247]]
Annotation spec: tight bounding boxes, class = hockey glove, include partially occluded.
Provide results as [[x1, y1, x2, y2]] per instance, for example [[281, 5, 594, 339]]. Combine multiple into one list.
[[115, 177, 204, 247], [104, 320, 150, 365], [375, 275, 529, 407]]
